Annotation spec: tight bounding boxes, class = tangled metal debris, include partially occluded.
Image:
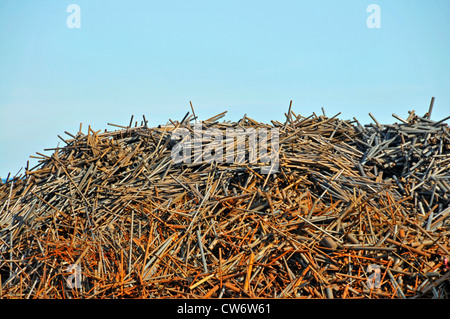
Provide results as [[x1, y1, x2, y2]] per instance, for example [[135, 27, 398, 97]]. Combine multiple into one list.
[[0, 99, 449, 298]]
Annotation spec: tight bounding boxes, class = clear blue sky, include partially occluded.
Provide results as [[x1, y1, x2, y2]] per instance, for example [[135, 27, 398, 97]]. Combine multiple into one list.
[[1, 0, 449, 178]]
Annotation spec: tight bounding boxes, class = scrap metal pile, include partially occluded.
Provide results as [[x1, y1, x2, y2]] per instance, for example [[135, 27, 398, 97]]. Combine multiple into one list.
[[0, 99, 449, 299]]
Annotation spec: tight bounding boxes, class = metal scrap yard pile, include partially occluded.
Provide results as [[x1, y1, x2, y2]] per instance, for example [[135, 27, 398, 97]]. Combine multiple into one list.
[[1, 99, 449, 299]]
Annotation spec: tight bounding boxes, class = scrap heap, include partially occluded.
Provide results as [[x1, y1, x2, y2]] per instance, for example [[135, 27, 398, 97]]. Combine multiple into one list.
[[0, 99, 449, 299]]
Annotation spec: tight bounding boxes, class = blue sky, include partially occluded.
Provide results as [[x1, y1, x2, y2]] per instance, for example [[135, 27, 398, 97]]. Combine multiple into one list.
[[1, 0, 449, 178]]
